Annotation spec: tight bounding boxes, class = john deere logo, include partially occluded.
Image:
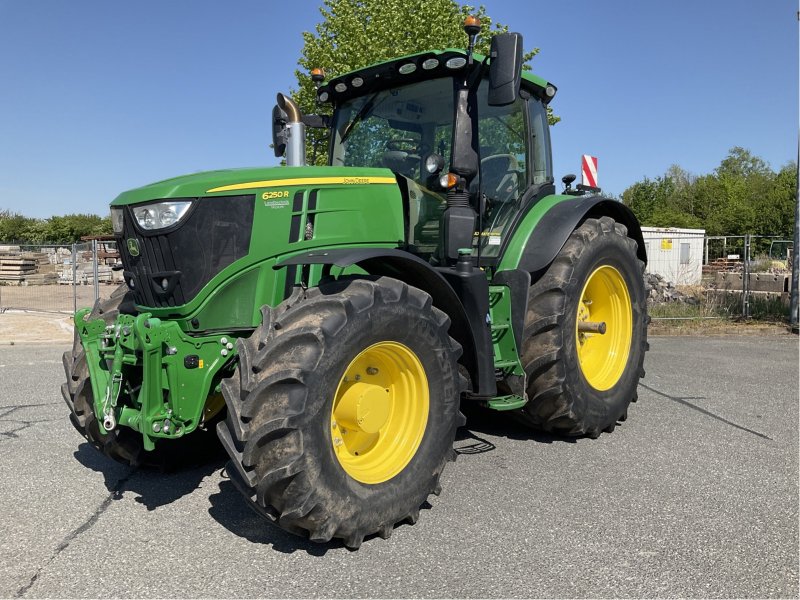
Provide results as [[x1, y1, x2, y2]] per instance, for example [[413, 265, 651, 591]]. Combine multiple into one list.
[[126, 238, 140, 257]]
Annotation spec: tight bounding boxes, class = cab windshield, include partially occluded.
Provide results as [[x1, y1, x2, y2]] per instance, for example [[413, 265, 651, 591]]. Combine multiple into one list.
[[330, 77, 455, 180], [330, 77, 455, 256]]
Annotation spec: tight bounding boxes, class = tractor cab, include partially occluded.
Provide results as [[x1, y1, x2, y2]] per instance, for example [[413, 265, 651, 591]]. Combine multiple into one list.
[[325, 64, 554, 262], [275, 23, 557, 267]]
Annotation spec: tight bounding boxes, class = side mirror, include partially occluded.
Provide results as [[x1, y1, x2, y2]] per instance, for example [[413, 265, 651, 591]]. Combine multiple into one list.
[[272, 104, 288, 158], [488, 33, 523, 106]]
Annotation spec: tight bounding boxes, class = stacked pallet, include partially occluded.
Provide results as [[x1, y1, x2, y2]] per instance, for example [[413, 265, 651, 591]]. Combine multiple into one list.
[[702, 257, 742, 273], [0, 250, 59, 284]]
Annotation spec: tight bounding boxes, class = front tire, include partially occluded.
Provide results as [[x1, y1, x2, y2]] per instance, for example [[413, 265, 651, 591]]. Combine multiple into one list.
[[62, 285, 146, 465], [218, 277, 464, 548], [518, 217, 648, 437]]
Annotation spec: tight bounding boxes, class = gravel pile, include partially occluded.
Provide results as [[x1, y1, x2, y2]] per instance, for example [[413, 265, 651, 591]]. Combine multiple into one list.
[[644, 272, 699, 305]]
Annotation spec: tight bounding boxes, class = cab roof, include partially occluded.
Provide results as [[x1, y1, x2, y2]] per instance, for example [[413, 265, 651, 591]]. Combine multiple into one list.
[[316, 48, 556, 107]]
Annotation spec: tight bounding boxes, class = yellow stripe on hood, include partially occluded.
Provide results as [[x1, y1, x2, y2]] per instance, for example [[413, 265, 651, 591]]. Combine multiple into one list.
[[207, 176, 397, 193]]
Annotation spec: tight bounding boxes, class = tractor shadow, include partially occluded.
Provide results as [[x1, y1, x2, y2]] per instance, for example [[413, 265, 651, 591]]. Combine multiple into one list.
[[206, 405, 577, 555], [455, 403, 577, 456], [207, 477, 430, 555], [207, 479, 330, 555], [73, 441, 226, 511]]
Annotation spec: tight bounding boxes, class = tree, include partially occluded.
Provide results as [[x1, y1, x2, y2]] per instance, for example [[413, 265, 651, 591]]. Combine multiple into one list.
[[0, 212, 39, 243], [294, 0, 555, 164], [754, 162, 796, 238], [716, 146, 771, 179], [621, 148, 794, 238], [44, 214, 112, 243], [0, 211, 111, 244]]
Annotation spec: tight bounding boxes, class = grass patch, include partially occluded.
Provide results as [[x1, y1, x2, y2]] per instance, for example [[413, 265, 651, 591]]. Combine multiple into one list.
[[748, 294, 790, 321], [648, 287, 790, 335]]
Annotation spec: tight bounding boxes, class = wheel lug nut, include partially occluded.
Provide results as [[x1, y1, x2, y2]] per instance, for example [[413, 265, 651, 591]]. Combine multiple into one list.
[[366, 367, 378, 375]]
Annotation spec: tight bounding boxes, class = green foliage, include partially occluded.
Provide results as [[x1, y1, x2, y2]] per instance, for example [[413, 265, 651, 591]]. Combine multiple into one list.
[[622, 147, 797, 237], [0, 210, 111, 244], [295, 0, 556, 165]]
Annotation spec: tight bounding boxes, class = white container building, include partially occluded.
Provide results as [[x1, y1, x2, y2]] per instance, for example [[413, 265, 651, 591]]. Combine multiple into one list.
[[640, 227, 705, 285]]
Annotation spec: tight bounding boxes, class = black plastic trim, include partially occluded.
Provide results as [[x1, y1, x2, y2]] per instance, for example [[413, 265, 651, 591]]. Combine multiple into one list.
[[436, 266, 496, 398], [119, 194, 255, 308], [289, 215, 301, 243], [517, 197, 647, 277]]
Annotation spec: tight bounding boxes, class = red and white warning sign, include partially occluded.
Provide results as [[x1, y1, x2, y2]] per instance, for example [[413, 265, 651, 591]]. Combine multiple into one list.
[[581, 154, 598, 188]]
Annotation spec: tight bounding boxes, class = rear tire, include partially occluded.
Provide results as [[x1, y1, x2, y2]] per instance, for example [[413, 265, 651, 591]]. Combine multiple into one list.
[[517, 217, 648, 437], [218, 277, 464, 548]]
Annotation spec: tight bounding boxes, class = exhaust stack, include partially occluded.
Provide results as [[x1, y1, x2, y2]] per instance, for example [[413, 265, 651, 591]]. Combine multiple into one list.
[[276, 93, 306, 166]]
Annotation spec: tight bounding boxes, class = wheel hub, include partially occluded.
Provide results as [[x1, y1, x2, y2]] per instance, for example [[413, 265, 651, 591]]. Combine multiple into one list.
[[331, 341, 429, 485], [334, 382, 391, 434]]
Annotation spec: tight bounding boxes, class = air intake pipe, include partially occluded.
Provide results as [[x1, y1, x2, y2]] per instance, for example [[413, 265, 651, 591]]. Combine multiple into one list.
[[276, 93, 306, 166]]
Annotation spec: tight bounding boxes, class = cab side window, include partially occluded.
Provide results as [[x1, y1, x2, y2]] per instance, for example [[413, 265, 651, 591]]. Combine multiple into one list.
[[477, 85, 528, 203], [476, 81, 528, 256], [529, 99, 552, 185]]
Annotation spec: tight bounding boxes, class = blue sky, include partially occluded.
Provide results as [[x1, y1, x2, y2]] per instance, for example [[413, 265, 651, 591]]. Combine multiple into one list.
[[0, 0, 796, 218]]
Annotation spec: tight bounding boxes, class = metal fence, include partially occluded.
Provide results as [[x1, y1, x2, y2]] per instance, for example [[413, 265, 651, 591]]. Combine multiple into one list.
[[0, 241, 122, 314], [0, 233, 793, 321], [643, 232, 793, 320]]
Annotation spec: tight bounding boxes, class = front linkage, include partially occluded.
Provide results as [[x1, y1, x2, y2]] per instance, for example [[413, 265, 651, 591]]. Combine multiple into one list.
[[75, 308, 236, 451]]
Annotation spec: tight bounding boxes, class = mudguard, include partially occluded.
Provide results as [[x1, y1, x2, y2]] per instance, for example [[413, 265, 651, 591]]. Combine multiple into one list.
[[509, 196, 647, 277], [276, 248, 494, 397]]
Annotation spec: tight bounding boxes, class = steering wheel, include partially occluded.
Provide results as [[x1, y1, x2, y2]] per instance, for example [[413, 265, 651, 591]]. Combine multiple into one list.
[[385, 138, 420, 153], [481, 154, 520, 202]]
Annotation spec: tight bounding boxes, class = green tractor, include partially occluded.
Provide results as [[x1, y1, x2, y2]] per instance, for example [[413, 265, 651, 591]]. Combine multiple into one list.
[[63, 20, 647, 548]]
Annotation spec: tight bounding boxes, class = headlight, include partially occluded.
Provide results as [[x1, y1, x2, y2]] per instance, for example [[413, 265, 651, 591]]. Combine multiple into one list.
[[424, 153, 445, 175], [110, 207, 124, 234], [133, 201, 192, 231]]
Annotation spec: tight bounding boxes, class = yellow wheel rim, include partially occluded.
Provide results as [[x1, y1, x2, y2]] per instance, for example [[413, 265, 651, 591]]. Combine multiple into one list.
[[575, 265, 633, 391], [331, 342, 429, 484]]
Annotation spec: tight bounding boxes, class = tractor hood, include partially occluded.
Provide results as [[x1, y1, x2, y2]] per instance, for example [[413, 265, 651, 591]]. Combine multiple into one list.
[[110, 166, 399, 206], [110, 165, 406, 327]]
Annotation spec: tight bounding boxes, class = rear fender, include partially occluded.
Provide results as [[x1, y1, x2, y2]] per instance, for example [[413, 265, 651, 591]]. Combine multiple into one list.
[[506, 196, 646, 281], [276, 248, 491, 396], [496, 197, 646, 364]]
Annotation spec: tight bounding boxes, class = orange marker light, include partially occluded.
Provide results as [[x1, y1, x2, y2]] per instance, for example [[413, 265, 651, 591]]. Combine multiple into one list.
[[311, 68, 326, 83], [463, 16, 482, 58], [440, 172, 458, 189], [463, 15, 481, 29]]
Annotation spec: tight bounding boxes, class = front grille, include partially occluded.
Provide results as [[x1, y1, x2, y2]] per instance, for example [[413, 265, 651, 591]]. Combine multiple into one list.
[[119, 195, 255, 308]]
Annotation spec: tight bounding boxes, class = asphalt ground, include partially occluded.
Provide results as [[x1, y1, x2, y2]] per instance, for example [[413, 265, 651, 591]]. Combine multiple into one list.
[[0, 335, 797, 598]]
